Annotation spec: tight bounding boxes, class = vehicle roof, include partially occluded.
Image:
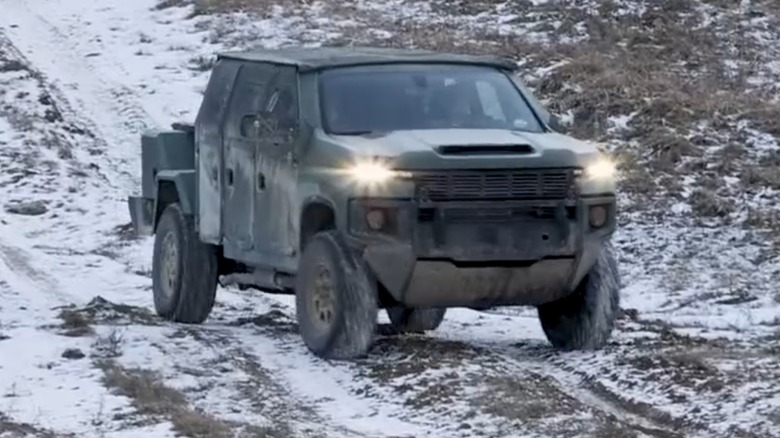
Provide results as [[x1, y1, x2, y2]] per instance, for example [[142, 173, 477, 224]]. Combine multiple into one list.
[[217, 46, 519, 72]]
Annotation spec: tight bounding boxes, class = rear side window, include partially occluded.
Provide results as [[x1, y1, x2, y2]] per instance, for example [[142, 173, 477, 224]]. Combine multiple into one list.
[[224, 63, 277, 139]]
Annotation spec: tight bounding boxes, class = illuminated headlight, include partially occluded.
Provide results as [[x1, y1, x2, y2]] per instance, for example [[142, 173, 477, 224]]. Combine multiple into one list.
[[346, 161, 411, 185], [583, 158, 617, 180]]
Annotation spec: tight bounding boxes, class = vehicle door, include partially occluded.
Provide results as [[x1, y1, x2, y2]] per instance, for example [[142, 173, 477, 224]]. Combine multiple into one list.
[[253, 64, 300, 261], [221, 62, 276, 252], [196, 59, 240, 244]]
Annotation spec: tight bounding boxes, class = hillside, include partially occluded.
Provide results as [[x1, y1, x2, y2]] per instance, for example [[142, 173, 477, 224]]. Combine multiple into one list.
[[0, 0, 778, 437]]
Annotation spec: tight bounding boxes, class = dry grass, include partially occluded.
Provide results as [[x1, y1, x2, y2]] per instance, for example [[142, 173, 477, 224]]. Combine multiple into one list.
[[98, 360, 290, 437], [0, 412, 68, 438], [99, 360, 235, 437], [155, 0, 308, 18], [188, 54, 217, 71], [57, 307, 94, 337]]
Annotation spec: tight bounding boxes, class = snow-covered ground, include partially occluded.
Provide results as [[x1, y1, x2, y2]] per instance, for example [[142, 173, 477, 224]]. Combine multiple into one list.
[[0, 0, 778, 437]]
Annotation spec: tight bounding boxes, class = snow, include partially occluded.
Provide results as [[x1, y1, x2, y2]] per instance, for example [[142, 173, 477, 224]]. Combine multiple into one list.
[[0, 0, 779, 436]]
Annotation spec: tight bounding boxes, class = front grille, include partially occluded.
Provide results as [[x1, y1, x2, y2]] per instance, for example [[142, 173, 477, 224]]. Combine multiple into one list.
[[412, 168, 576, 201]]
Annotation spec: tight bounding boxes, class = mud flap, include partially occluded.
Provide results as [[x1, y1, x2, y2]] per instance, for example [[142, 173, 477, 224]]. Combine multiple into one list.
[[128, 196, 154, 237]]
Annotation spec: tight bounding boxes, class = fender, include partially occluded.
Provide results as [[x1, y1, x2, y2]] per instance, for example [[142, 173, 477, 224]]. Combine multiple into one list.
[[301, 194, 336, 214], [154, 169, 197, 231]]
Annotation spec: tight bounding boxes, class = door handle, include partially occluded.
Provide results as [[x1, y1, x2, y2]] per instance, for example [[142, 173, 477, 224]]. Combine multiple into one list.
[[257, 172, 265, 191], [226, 169, 234, 186]]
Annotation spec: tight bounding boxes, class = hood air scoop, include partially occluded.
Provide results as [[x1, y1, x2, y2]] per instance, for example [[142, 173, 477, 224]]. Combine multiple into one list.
[[435, 144, 535, 155]]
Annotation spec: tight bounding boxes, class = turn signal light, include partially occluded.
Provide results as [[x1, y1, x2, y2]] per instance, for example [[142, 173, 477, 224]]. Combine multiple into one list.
[[589, 205, 608, 228]]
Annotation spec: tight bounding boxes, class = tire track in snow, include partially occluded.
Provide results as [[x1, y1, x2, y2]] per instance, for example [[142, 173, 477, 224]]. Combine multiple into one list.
[[184, 325, 371, 438], [0, 28, 87, 312], [0, 241, 70, 304], [205, 294, 685, 438], [0, 1, 155, 193]]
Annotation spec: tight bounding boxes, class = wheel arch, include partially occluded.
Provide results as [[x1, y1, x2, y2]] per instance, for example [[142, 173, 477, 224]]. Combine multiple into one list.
[[299, 196, 337, 252]]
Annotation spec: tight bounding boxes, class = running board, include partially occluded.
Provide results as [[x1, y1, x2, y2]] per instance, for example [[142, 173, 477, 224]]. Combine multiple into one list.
[[219, 269, 295, 292]]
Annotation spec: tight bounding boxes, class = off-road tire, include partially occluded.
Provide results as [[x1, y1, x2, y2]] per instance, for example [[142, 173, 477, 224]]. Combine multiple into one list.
[[537, 242, 620, 350], [152, 203, 218, 324], [295, 230, 378, 360], [386, 307, 446, 333]]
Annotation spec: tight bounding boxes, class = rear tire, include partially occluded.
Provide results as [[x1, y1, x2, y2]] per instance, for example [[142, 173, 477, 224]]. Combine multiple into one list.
[[386, 307, 446, 333], [295, 231, 378, 360], [152, 203, 218, 324], [537, 242, 620, 350]]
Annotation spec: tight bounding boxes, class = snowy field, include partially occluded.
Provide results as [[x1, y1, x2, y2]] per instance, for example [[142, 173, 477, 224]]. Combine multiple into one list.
[[0, 0, 779, 437]]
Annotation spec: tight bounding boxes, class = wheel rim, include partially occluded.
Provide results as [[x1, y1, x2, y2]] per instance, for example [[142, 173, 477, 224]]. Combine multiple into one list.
[[159, 231, 179, 301], [309, 263, 336, 330]]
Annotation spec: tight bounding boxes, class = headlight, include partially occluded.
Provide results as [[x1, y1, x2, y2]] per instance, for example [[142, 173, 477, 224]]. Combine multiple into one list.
[[583, 158, 616, 180], [348, 162, 395, 184], [346, 160, 411, 185]]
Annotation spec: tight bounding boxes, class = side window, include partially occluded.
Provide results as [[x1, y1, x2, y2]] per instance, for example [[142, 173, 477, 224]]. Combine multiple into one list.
[[264, 66, 299, 138], [475, 80, 506, 121], [224, 63, 274, 139], [509, 73, 550, 126], [265, 86, 297, 132]]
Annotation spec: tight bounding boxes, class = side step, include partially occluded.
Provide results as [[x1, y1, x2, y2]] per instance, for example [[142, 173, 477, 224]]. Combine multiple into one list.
[[219, 269, 295, 293]]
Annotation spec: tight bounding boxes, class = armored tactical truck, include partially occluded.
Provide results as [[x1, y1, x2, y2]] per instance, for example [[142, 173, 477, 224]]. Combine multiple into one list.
[[127, 47, 620, 360]]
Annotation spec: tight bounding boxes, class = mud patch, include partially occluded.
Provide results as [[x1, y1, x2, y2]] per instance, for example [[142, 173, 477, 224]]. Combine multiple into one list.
[[356, 335, 485, 417], [53, 296, 159, 337], [227, 308, 298, 335], [352, 332, 684, 437], [365, 335, 485, 381], [517, 328, 780, 437], [473, 374, 675, 438], [621, 350, 731, 395]]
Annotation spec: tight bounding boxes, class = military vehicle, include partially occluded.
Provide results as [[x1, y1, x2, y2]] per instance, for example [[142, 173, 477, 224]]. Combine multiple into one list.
[[127, 46, 620, 360]]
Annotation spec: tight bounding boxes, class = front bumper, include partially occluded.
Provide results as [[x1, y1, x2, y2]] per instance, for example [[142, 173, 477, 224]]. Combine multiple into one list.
[[350, 195, 616, 308]]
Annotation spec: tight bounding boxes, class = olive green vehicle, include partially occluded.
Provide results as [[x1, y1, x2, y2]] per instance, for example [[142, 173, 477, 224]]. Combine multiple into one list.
[[127, 47, 620, 360]]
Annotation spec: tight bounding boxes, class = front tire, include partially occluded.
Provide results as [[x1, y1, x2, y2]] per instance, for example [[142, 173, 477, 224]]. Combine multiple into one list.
[[295, 231, 378, 360], [386, 307, 446, 333], [152, 203, 218, 324], [537, 242, 620, 350]]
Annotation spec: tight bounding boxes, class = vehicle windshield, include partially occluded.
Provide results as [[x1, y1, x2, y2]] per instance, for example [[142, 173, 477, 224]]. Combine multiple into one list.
[[319, 65, 545, 135]]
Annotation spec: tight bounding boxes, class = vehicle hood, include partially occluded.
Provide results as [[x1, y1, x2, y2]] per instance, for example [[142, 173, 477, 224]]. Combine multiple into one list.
[[329, 128, 600, 157]]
